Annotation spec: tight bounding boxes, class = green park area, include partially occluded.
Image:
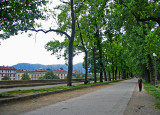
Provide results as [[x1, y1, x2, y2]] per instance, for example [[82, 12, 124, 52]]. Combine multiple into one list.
[[1, 0, 160, 97]]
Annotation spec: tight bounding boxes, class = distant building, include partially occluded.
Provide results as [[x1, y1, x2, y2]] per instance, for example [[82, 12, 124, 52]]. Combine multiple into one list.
[[0, 66, 16, 80], [53, 70, 68, 79], [16, 69, 48, 80], [73, 70, 84, 77], [16, 69, 31, 80], [30, 69, 48, 80]]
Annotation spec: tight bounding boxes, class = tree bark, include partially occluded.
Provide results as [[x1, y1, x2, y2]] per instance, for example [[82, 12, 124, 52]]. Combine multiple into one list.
[[147, 54, 155, 83], [84, 51, 88, 84], [115, 66, 117, 80], [104, 69, 107, 81], [119, 71, 121, 79], [93, 46, 97, 83], [67, 0, 75, 86], [108, 71, 111, 81]]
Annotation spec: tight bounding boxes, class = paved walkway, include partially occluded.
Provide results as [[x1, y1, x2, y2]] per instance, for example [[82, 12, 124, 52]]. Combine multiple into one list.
[[0, 82, 83, 93], [20, 79, 137, 115]]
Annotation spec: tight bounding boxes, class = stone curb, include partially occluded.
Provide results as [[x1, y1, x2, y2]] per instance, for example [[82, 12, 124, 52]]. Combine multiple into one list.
[[0, 80, 123, 104]]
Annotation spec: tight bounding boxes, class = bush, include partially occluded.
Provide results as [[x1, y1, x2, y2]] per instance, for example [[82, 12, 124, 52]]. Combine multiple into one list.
[[38, 76, 46, 80], [2, 76, 10, 80], [44, 71, 59, 79]]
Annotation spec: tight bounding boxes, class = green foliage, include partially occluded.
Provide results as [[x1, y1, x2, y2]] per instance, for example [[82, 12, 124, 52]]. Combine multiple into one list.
[[2, 76, 10, 80], [1, 0, 48, 39], [44, 70, 59, 79], [21, 73, 31, 80], [38, 76, 46, 80]]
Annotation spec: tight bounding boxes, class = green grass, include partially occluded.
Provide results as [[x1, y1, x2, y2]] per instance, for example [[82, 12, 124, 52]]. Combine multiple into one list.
[[0, 79, 123, 97], [143, 80, 160, 110]]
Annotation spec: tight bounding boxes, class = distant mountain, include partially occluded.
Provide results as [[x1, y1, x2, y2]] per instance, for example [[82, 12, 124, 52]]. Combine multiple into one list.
[[13, 63, 85, 73]]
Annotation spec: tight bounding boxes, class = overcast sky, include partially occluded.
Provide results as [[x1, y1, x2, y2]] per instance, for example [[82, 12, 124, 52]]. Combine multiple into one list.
[[0, 0, 84, 66]]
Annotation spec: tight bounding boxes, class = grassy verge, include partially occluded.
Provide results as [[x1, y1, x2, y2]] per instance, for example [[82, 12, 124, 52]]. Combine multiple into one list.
[[0, 79, 123, 97], [143, 80, 160, 110]]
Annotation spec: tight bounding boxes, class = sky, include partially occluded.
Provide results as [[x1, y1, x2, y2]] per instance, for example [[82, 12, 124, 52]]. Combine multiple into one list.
[[0, 0, 84, 66]]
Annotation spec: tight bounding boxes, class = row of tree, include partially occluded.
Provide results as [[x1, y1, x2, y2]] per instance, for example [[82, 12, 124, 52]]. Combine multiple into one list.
[[1, 0, 160, 85], [45, 0, 160, 85]]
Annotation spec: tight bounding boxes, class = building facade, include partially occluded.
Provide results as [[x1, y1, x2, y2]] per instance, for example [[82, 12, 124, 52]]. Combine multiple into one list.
[[53, 70, 68, 79], [30, 69, 48, 80], [0, 66, 16, 80], [16, 69, 31, 80]]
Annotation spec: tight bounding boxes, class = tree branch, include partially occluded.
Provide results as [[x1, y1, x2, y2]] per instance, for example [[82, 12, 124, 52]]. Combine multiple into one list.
[[27, 28, 71, 39], [59, 0, 70, 5]]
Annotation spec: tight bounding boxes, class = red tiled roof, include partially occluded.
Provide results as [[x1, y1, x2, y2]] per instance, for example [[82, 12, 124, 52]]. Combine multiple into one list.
[[74, 72, 84, 75], [16, 69, 31, 72], [34, 69, 48, 72], [53, 70, 67, 72], [0, 66, 16, 70]]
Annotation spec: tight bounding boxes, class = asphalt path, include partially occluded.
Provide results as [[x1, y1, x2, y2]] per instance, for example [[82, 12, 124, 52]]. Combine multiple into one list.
[[0, 82, 83, 93], [20, 78, 137, 115]]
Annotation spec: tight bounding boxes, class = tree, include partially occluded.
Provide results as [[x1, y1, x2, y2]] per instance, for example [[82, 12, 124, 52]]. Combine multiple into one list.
[[0, 0, 48, 38], [107, 0, 160, 83], [44, 70, 59, 79], [1, 0, 76, 86], [21, 73, 31, 80], [2, 75, 10, 80]]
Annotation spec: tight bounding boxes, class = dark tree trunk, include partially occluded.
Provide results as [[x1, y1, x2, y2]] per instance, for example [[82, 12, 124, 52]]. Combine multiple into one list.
[[145, 67, 151, 83], [84, 51, 88, 84], [93, 46, 97, 83], [112, 70, 114, 80], [67, 0, 75, 86], [119, 71, 121, 79], [77, 19, 88, 84], [96, 25, 103, 82], [104, 70, 107, 81], [122, 71, 126, 79], [147, 54, 155, 83], [115, 66, 117, 80], [108, 72, 111, 81]]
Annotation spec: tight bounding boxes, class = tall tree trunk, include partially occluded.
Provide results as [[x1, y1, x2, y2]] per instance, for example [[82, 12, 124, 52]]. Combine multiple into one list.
[[77, 19, 88, 84], [104, 70, 107, 81], [145, 66, 151, 83], [115, 66, 117, 80], [108, 72, 111, 81], [93, 46, 97, 83], [96, 25, 103, 82], [119, 71, 121, 79], [122, 71, 126, 79], [147, 54, 155, 83], [67, 0, 75, 86], [84, 51, 88, 84]]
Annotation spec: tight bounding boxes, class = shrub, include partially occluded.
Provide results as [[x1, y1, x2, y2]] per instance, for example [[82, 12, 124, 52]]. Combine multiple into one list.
[[2, 76, 10, 80], [21, 73, 31, 80]]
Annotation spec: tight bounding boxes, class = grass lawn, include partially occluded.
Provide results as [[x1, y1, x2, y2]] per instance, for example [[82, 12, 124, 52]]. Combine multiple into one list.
[[143, 80, 160, 110], [0, 79, 123, 97]]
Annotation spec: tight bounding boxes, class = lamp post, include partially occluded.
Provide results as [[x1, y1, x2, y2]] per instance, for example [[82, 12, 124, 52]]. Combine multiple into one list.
[[153, 53, 158, 88]]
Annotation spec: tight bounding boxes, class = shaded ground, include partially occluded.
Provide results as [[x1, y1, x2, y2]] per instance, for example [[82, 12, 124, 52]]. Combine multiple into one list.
[[124, 82, 160, 115]]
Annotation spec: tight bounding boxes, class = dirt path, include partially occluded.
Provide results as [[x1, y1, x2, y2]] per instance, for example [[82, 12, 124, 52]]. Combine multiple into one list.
[[124, 83, 160, 115]]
